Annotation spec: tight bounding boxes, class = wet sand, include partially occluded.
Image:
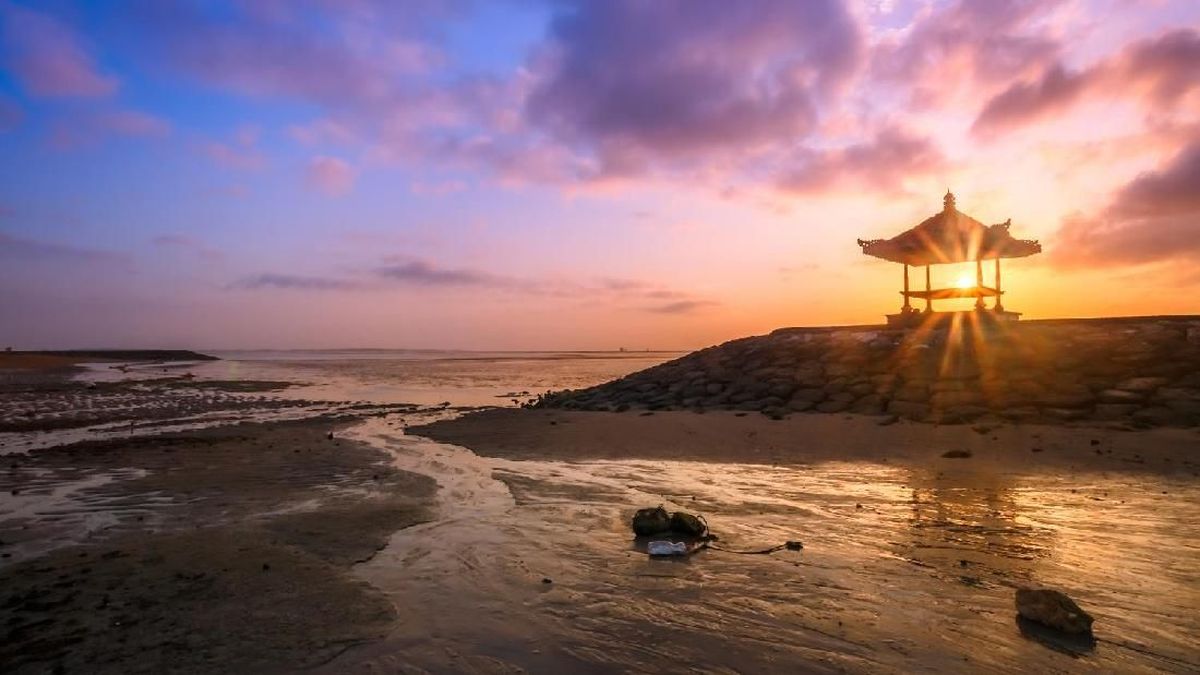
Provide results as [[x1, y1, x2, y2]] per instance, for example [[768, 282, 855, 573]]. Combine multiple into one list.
[[411, 408, 1200, 475], [4, 357, 1199, 673], [339, 409, 1200, 673], [0, 419, 436, 674]]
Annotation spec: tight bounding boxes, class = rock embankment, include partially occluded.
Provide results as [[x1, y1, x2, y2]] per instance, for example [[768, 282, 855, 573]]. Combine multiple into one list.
[[537, 316, 1200, 427]]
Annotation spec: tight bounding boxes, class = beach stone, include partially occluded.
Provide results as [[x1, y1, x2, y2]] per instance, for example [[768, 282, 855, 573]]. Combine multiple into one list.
[[851, 394, 885, 415], [1132, 406, 1176, 426], [1098, 389, 1143, 404], [816, 398, 851, 413], [1015, 589, 1094, 635], [1094, 404, 1139, 420], [1117, 377, 1168, 393], [632, 507, 671, 536], [787, 398, 816, 412]]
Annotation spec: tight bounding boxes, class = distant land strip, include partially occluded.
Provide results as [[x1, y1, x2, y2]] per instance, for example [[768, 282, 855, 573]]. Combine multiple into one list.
[[8, 350, 218, 362]]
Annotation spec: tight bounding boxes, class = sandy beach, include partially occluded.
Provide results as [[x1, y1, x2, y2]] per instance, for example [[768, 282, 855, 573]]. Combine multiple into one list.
[[3, 351, 1199, 673], [1, 417, 436, 674], [411, 407, 1200, 473]]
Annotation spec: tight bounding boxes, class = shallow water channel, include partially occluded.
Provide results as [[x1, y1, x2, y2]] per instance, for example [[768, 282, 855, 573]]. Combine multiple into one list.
[[329, 416, 1200, 673]]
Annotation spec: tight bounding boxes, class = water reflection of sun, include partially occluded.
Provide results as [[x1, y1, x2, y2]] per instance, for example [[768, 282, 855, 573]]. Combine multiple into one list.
[[955, 273, 974, 289]]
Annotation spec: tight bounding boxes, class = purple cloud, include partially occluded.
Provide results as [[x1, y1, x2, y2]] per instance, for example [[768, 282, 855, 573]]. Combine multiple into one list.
[[0, 3, 118, 97], [777, 127, 945, 194], [524, 0, 861, 173], [972, 65, 1094, 136], [151, 234, 223, 262], [235, 257, 718, 313], [46, 108, 172, 151], [305, 156, 356, 197], [973, 29, 1200, 136], [376, 260, 495, 286], [230, 273, 363, 291], [1054, 140, 1200, 269], [646, 299, 718, 315], [873, 0, 1064, 97], [0, 231, 127, 265], [121, 1, 457, 105]]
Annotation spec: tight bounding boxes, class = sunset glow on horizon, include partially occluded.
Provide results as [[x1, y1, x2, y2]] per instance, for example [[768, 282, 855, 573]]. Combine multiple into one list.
[[1, 0, 1198, 350]]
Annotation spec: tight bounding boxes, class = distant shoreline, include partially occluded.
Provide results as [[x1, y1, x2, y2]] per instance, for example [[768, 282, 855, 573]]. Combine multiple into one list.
[[2, 349, 218, 365]]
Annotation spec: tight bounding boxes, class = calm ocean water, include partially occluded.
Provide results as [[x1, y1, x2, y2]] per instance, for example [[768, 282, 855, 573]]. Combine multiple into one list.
[[203, 349, 682, 406]]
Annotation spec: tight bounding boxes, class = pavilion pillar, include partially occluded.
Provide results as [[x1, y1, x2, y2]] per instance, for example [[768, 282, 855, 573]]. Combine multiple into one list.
[[924, 265, 932, 312], [902, 264, 911, 311], [974, 258, 985, 310], [994, 258, 1004, 311]]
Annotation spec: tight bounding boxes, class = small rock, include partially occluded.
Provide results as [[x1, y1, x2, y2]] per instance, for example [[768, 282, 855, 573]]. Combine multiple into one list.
[[877, 415, 899, 426], [542, 577, 552, 584], [941, 449, 972, 459], [262, 563, 271, 571], [1015, 588, 1094, 635]]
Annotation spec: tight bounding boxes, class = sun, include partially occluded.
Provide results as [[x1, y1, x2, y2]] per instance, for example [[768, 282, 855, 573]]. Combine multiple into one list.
[[955, 273, 974, 289]]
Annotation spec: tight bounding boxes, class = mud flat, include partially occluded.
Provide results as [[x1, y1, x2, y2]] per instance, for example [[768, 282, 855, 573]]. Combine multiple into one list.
[[0, 418, 435, 674]]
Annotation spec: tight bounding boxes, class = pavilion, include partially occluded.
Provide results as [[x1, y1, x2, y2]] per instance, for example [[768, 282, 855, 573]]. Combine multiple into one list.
[[857, 191, 1041, 328]]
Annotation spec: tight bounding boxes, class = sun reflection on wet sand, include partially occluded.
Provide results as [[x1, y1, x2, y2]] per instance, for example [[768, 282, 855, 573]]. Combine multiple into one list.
[[329, 416, 1200, 673]]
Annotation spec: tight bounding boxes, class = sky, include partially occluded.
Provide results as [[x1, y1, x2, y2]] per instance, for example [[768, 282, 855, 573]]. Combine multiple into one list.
[[0, 0, 1198, 350]]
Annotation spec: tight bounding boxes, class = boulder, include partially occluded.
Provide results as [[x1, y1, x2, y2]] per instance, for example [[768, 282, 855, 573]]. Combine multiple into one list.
[[1015, 588, 1094, 635], [1117, 377, 1168, 393], [1098, 389, 1143, 404], [632, 506, 672, 536]]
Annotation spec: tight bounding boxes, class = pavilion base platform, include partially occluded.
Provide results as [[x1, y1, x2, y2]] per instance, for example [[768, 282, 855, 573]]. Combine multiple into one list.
[[886, 309, 1023, 329]]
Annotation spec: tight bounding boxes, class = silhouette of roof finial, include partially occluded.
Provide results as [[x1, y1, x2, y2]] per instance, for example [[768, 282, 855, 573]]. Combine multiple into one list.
[[943, 189, 956, 212]]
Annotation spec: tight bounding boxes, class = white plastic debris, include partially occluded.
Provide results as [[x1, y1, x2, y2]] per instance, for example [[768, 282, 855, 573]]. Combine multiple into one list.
[[647, 540, 688, 557]]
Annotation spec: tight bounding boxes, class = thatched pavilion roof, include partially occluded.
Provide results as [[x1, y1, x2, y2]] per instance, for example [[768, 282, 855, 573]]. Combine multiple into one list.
[[857, 192, 1041, 266]]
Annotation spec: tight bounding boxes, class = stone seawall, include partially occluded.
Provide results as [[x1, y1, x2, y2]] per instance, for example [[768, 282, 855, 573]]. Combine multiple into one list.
[[537, 316, 1200, 427]]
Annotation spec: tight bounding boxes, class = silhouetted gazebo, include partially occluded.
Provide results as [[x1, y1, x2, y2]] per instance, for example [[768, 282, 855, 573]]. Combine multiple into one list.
[[857, 191, 1041, 327]]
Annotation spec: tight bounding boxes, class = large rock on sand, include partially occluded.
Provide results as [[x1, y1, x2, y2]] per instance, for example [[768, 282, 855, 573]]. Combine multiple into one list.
[[632, 506, 672, 536], [1015, 588, 1094, 635]]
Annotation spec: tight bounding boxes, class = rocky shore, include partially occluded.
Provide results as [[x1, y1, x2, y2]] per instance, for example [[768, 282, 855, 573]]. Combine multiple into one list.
[[536, 315, 1200, 427]]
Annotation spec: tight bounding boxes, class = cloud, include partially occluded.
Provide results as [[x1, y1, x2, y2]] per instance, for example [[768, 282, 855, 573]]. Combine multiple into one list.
[[234, 256, 718, 312], [201, 126, 265, 170], [777, 126, 945, 194], [1053, 139, 1200, 269], [121, 1, 456, 105], [872, 0, 1064, 99], [230, 273, 363, 291], [972, 29, 1200, 136], [305, 156, 356, 196], [972, 65, 1094, 136], [0, 3, 118, 97], [646, 299, 718, 314], [45, 108, 172, 150], [524, 0, 862, 174], [376, 259, 495, 286], [409, 179, 467, 196], [288, 118, 357, 146], [151, 234, 223, 262], [0, 231, 127, 265]]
